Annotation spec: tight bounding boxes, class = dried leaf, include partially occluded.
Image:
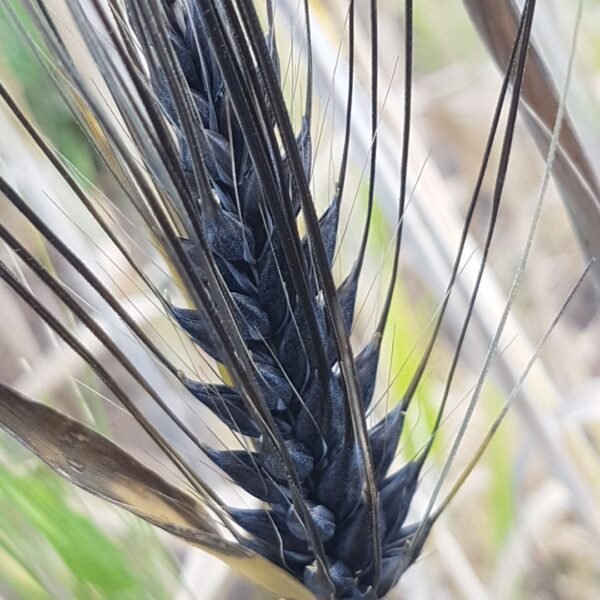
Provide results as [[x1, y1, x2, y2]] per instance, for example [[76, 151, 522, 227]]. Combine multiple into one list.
[[0, 383, 315, 600], [464, 0, 600, 289]]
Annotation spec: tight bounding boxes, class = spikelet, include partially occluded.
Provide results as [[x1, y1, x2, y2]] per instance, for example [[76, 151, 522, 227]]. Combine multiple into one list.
[[0, 0, 544, 598]]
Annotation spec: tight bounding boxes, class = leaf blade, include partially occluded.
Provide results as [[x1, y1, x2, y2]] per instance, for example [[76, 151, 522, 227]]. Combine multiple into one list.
[[464, 0, 600, 289], [0, 383, 315, 599]]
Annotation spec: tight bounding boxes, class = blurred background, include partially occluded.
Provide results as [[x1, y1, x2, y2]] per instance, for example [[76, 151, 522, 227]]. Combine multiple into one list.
[[1, 0, 600, 598]]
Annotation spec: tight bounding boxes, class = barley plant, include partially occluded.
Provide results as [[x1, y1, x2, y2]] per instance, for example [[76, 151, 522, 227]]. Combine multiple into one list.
[[0, 0, 599, 598]]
